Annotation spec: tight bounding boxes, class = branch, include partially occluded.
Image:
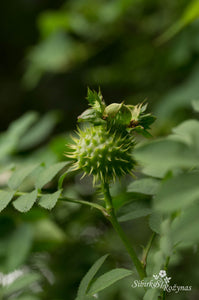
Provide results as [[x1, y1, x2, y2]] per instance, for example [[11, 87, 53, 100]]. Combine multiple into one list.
[[12, 190, 107, 215]]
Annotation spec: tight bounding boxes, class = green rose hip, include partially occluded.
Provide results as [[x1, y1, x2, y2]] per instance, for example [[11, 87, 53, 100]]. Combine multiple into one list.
[[66, 88, 155, 184], [67, 126, 135, 184]]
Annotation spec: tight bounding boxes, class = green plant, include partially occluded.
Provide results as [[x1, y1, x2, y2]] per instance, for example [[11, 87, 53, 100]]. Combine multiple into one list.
[[1, 91, 199, 300], [66, 89, 155, 282]]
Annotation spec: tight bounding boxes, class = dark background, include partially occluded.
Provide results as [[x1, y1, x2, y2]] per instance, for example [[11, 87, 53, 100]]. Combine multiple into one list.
[[1, 0, 196, 134]]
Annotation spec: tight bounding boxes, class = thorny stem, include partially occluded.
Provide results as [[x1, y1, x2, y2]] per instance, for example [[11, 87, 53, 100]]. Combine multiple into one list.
[[101, 182, 146, 280]]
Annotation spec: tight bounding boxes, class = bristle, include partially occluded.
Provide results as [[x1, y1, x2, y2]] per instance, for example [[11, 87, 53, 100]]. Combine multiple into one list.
[[80, 172, 87, 180], [89, 167, 94, 175]]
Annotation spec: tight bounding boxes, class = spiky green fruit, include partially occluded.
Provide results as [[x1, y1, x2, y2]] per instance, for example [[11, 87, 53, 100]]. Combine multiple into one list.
[[67, 126, 136, 184]]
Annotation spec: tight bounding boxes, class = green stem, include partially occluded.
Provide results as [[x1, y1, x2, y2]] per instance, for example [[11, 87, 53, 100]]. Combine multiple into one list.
[[142, 232, 156, 269], [162, 291, 166, 300], [59, 197, 107, 214], [102, 182, 146, 279], [162, 256, 170, 300]]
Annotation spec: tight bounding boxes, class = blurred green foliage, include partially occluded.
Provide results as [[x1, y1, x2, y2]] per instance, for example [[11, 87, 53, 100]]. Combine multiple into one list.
[[1, 0, 199, 299], [20, 0, 199, 129]]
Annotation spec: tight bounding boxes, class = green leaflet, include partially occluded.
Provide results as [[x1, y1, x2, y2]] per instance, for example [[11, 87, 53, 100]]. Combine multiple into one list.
[[17, 112, 59, 151], [143, 288, 160, 300], [134, 139, 198, 178], [13, 190, 38, 212], [118, 208, 151, 222], [35, 161, 69, 189], [0, 112, 38, 160], [8, 164, 39, 190], [38, 190, 61, 210], [171, 202, 199, 246], [0, 190, 14, 212], [127, 178, 160, 195], [154, 172, 199, 212], [5, 224, 33, 272], [87, 268, 133, 296], [159, 219, 172, 257], [149, 212, 162, 234], [77, 254, 109, 298], [171, 119, 199, 149], [117, 199, 151, 222], [192, 99, 199, 112]]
